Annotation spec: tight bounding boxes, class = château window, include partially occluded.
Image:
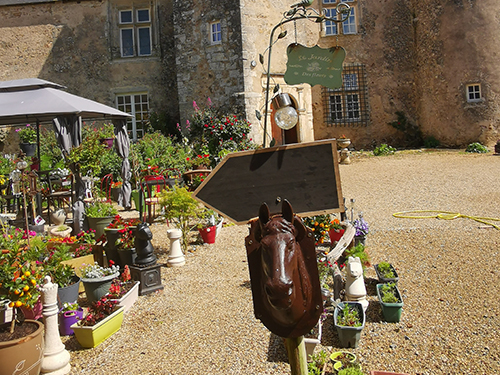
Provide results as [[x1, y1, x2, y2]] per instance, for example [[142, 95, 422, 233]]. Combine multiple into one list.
[[466, 84, 482, 103], [210, 21, 222, 45], [119, 9, 152, 57], [116, 93, 149, 141], [323, 0, 357, 36], [323, 64, 369, 127]]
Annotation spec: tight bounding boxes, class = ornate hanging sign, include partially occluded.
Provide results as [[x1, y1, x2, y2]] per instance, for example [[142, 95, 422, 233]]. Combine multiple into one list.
[[284, 44, 346, 89]]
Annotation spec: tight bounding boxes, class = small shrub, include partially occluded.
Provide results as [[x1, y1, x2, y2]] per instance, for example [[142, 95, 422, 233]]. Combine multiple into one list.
[[466, 142, 489, 153], [377, 262, 395, 279], [373, 144, 396, 156], [423, 136, 440, 148], [380, 282, 400, 304]]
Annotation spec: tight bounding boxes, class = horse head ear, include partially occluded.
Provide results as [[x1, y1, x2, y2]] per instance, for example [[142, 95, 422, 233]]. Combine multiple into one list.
[[258, 202, 270, 225], [282, 199, 294, 223]]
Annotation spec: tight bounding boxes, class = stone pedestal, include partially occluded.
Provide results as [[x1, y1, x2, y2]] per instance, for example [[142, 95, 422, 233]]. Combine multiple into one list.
[[167, 229, 185, 267], [129, 264, 164, 296], [40, 276, 71, 375]]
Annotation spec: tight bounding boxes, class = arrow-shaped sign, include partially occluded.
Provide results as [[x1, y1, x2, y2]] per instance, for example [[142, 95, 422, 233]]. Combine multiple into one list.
[[193, 139, 344, 224]]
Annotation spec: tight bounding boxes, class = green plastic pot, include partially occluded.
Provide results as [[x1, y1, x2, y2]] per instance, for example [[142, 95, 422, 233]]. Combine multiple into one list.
[[82, 272, 119, 302], [334, 302, 365, 348], [376, 283, 404, 322]]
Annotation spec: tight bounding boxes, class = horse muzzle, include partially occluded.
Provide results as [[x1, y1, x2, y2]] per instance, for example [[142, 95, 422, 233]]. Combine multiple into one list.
[[264, 282, 294, 310]]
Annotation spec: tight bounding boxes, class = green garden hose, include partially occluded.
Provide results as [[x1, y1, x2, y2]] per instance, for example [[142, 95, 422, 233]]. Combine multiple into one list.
[[392, 210, 500, 230]]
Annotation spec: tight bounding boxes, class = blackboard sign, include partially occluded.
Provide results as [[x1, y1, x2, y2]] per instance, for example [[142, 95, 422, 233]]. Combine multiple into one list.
[[193, 140, 344, 224], [284, 44, 346, 89]]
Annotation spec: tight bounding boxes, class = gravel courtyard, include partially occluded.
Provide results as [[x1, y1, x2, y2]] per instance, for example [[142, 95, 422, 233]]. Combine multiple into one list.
[[65, 150, 500, 375]]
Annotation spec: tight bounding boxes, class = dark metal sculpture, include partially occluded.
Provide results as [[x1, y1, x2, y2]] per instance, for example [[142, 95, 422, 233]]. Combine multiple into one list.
[[245, 200, 323, 338], [134, 222, 157, 267]]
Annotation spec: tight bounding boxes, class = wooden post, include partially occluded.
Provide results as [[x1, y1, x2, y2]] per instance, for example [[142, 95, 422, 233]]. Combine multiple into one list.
[[284, 336, 308, 375]]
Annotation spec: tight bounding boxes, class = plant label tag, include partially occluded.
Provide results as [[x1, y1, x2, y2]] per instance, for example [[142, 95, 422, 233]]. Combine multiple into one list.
[[34, 215, 45, 225]]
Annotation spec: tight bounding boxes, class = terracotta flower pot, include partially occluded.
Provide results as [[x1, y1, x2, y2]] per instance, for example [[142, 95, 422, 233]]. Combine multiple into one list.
[[0, 320, 44, 375]]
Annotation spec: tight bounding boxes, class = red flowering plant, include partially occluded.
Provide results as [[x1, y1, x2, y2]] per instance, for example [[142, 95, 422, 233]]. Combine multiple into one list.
[[115, 227, 135, 250], [108, 265, 134, 299], [185, 98, 257, 167], [106, 215, 141, 230], [78, 296, 119, 326]]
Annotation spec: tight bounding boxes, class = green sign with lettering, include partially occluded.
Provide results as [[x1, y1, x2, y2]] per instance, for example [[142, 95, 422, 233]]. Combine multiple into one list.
[[284, 44, 346, 89]]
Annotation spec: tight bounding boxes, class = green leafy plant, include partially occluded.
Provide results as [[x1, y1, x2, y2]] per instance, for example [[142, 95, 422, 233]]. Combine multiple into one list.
[[0, 157, 15, 177], [466, 142, 489, 153], [377, 262, 395, 279], [65, 126, 108, 176], [336, 303, 362, 327], [39, 126, 65, 170], [388, 111, 423, 148], [373, 143, 396, 156], [99, 123, 115, 139], [424, 136, 440, 148], [380, 282, 400, 303], [344, 243, 370, 269], [40, 244, 76, 288], [337, 366, 365, 375], [308, 349, 329, 375], [16, 124, 37, 143], [60, 302, 79, 313], [84, 200, 118, 218], [158, 186, 205, 252]]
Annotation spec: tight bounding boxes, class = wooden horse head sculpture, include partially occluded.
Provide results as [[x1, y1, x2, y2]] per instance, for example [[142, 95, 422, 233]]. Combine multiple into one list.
[[245, 200, 323, 338]]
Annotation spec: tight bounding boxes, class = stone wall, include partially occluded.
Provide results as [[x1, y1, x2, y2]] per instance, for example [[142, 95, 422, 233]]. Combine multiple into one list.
[[173, 0, 245, 128], [313, 0, 500, 149], [0, 0, 179, 129]]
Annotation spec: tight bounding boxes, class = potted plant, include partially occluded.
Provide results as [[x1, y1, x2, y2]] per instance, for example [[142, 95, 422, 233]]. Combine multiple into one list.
[[329, 217, 345, 243], [98, 123, 115, 149], [353, 213, 369, 246], [84, 199, 118, 239], [108, 266, 140, 313], [115, 226, 137, 268], [80, 262, 120, 302], [49, 224, 72, 238], [376, 282, 404, 322], [304, 313, 325, 359], [374, 262, 399, 283], [41, 244, 81, 308], [103, 216, 141, 266], [59, 302, 83, 336], [197, 208, 219, 244], [16, 124, 37, 156], [334, 302, 365, 348], [70, 295, 125, 348], [158, 186, 205, 252], [307, 349, 329, 375], [0, 230, 44, 375], [330, 351, 358, 372], [303, 214, 338, 245]]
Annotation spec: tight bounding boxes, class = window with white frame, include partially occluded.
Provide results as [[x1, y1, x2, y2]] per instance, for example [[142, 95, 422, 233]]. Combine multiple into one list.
[[210, 21, 221, 45], [323, 0, 357, 36], [466, 84, 482, 102], [119, 8, 152, 57], [116, 93, 149, 141], [323, 64, 368, 127]]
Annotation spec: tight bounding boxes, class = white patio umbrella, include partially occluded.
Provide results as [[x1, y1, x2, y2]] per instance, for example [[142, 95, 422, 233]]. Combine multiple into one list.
[[0, 78, 133, 232]]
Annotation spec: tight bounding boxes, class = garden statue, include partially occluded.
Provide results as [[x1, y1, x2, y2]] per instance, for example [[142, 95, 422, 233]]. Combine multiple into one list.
[[167, 228, 185, 267], [134, 222, 156, 266], [245, 200, 323, 338], [344, 256, 369, 312], [40, 276, 71, 375], [130, 223, 163, 295]]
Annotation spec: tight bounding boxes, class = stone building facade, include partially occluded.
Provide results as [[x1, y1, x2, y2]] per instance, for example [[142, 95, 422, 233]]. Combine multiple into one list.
[[1, 0, 499, 149]]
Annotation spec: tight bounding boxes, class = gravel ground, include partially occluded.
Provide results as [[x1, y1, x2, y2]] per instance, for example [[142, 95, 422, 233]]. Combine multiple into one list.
[[64, 150, 500, 375]]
